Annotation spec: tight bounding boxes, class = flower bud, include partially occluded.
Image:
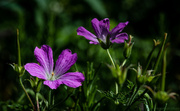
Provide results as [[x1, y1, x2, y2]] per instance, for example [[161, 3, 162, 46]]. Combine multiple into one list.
[[137, 75, 146, 85], [108, 64, 130, 87], [123, 35, 134, 59], [134, 64, 159, 86], [10, 63, 25, 77], [145, 86, 177, 105], [154, 91, 169, 104]]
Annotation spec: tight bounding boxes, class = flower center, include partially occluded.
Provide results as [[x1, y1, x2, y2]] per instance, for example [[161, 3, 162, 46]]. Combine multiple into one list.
[[52, 71, 54, 76], [49, 71, 56, 80]]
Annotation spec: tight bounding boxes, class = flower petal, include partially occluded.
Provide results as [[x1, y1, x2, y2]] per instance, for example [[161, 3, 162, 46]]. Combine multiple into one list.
[[34, 45, 54, 75], [111, 33, 128, 43], [110, 21, 129, 39], [54, 49, 77, 77], [91, 18, 110, 43], [99, 18, 110, 35], [91, 18, 101, 37], [24, 63, 46, 79], [77, 26, 99, 44], [43, 80, 62, 89], [89, 41, 99, 44], [59, 72, 85, 88]]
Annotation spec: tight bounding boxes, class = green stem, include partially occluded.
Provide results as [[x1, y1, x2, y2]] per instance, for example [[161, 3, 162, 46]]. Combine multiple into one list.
[[106, 49, 115, 68], [153, 33, 167, 75], [36, 93, 40, 111], [143, 45, 156, 75], [19, 77, 35, 110], [129, 89, 148, 109], [127, 86, 140, 106], [122, 59, 127, 66], [49, 92, 73, 110], [17, 29, 21, 66], [163, 103, 167, 111], [106, 49, 118, 97], [154, 102, 157, 111], [74, 63, 79, 72], [115, 82, 118, 94], [161, 44, 168, 91], [125, 86, 140, 111], [91, 97, 105, 110], [48, 89, 52, 107]]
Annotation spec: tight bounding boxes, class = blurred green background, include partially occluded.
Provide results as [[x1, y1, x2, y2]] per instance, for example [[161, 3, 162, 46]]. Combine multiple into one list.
[[0, 0, 180, 110]]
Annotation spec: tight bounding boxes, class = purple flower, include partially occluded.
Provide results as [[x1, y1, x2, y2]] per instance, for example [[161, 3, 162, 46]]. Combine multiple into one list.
[[77, 18, 129, 49], [24, 45, 85, 89]]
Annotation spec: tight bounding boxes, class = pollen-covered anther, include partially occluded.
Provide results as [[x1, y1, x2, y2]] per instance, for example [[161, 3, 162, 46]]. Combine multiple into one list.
[[52, 71, 54, 76]]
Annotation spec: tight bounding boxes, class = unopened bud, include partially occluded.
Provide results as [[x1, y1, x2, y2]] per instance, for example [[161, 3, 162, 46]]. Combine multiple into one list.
[[123, 35, 134, 59], [154, 91, 169, 104], [108, 64, 130, 87], [134, 64, 158, 86], [10, 63, 25, 77]]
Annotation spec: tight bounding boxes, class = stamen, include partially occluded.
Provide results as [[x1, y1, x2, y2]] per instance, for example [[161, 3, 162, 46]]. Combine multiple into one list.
[[52, 72, 54, 76], [49, 72, 55, 80]]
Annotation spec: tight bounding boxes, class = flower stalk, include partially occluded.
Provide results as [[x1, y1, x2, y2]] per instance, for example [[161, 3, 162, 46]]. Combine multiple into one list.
[[48, 89, 52, 107], [19, 77, 35, 110], [122, 59, 127, 67], [161, 43, 169, 91], [123, 35, 133, 59], [36, 93, 40, 111], [106, 49, 116, 68], [153, 33, 167, 75], [127, 86, 140, 106], [17, 29, 21, 66], [143, 39, 160, 75], [17, 29, 35, 110]]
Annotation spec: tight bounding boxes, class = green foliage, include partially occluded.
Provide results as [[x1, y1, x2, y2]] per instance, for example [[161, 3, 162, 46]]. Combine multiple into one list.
[[0, 100, 31, 111], [0, 0, 180, 110], [75, 62, 102, 111], [98, 80, 135, 106]]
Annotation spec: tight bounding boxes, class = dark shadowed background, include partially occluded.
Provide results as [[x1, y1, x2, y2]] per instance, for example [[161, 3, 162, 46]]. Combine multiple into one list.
[[0, 0, 180, 110]]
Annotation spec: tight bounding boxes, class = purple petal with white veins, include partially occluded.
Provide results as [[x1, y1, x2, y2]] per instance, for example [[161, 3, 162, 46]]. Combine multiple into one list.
[[43, 80, 62, 89], [91, 18, 101, 37], [59, 72, 85, 88], [77, 26, 99, 43], [110, 21, 129, 39], [34, 45, 54, 75], [54, 49, 77, 77], [24, 63, 47, 80], [111, 33, 128, 43], [98, 18, 110, 41]]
